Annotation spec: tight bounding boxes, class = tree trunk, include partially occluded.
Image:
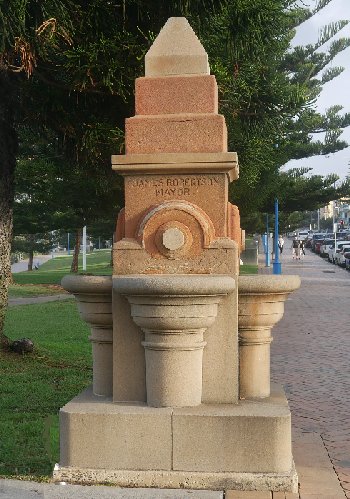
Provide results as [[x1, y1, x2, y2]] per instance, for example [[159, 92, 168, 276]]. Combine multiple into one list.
[[28, 248, 34, 271], [27, 236, 35, 271], [0, 69, 18, 347], [70, 228, 82, 273]]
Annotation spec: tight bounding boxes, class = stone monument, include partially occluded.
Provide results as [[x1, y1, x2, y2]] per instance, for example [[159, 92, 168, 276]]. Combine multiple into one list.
[[57, 18, 300, 492]]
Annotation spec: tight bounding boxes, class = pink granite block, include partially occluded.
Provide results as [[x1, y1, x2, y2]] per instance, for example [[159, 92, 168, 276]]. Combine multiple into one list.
[[125, 114, 227, 154], [135, 75, 218, 115]]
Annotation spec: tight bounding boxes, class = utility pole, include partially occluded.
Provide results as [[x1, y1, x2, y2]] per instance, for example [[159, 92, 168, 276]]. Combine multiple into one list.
[[265, 214, 270, 267], [273, 199, 281, 274], [83, 226, 87, 271]]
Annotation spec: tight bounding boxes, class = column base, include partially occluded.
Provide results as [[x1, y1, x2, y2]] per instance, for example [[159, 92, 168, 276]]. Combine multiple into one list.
[[54, 384, 298, 493], [54, 463, 298, 492]]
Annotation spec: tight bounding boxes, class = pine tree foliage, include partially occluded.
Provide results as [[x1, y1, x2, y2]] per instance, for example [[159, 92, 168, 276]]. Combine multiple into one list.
[[199, 0, 350, 212]]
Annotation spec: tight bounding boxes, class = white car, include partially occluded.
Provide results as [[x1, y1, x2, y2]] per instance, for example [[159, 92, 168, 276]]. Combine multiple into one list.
[[337, 244, 350, 267], [298, 231, 309, 241], [328, 240, 349, 263], [320, 239, 335, 258]]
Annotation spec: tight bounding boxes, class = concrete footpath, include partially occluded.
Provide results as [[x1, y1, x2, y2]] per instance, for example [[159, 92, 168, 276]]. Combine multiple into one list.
[[8, 294, 73, 307], [11, 255, 53, 274], [1, 249, 348, 498]]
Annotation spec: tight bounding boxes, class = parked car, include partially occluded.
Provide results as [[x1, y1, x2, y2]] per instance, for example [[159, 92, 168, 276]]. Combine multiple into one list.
[[311, 233, 326, 252], [345, 251, 350, 270], [298, 231, 309, 241], [328, 240, 350, 264], [315, 240, 323, 254], [336, 244, 350, 267], [320, 239, 335, 258], [304, 236, 313, 248]]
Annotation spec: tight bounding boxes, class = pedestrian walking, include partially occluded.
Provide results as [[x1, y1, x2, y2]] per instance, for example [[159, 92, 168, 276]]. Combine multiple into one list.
[[278, 235, 284, 255], [292, 237, 299, 259]]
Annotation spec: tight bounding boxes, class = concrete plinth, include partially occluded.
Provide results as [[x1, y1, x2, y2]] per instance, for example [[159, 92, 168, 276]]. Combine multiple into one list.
[[55, 384, 297, 492]]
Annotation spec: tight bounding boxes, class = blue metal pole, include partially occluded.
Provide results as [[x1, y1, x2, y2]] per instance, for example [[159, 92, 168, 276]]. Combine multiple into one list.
[[265, 214, 270, 267], [273, 198, 282, 274]]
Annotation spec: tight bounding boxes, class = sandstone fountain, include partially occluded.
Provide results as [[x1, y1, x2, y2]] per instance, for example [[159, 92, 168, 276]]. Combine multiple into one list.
[[56, 18, 300, 492]]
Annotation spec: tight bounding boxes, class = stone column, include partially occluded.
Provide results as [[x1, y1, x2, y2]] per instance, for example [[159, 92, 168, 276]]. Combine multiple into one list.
[[239, 326, 273, 399], [89, 326, 113, 396], [238, 275, 301, 399], [61, 275, 113, 397]]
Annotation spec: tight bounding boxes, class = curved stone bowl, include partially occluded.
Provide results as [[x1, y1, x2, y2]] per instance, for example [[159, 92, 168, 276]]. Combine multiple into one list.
[[239, 275, 301, 327], [238, 274, 301, 399], [61, 275, 113, 397], [62, 275, 112, 325], [114, 274, 235, 408]]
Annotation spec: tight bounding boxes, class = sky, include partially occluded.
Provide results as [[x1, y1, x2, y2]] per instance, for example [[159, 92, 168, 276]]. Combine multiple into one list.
[[284, 0, 350, 180]]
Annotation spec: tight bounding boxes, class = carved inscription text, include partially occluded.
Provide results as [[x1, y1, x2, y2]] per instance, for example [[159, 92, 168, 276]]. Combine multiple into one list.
[[129, 176, 220, 197]]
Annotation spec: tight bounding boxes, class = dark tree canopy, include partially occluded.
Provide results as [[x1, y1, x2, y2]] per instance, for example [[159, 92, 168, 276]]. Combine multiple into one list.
[[1, 0, 350, 338]]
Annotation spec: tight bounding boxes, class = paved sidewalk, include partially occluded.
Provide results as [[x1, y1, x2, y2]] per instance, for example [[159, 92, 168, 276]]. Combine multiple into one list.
[[2, 249, 348, 498], [11, 255, 53, 274], [8, 294, 73, 307], [267, 247, 350, 498]]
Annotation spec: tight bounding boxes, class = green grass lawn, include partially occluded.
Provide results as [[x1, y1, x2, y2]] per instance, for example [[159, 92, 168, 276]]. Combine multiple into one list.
[[1, 301, 91, 478], [240, 264, 258, 275], [11, 250, 112, 296], [8, 284, 66, 298]]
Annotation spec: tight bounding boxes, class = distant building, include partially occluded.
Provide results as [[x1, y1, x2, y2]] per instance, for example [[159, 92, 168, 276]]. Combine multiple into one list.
[[338, 202, 350, 227], [320, 198, 350, 228]]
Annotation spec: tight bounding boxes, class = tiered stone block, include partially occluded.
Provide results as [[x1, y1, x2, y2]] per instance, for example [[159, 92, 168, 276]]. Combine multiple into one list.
[[125, 17, 227, 155], [125, 114, 227, 154], [135, 75, 218, 115]]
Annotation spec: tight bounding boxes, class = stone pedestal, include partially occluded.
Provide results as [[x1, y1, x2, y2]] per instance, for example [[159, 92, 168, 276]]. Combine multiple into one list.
[[56, 17, 300, 494]]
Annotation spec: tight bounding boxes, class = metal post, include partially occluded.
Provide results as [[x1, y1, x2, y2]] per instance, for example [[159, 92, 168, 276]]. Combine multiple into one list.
[[265, 214, 270, 267], [273, 198, 281, 274], [83, 225, 87, 271], [67, 232, 70, 256]]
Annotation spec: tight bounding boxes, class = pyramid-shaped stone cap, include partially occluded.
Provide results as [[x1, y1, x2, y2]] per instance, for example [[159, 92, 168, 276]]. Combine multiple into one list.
[[145, 17, 209, 76]]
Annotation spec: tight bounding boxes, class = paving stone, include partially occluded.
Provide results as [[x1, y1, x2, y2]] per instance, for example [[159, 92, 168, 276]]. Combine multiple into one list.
[[272, 492, 298, 498], [299, 495, 345, 499], [225, 492, 271, 499]]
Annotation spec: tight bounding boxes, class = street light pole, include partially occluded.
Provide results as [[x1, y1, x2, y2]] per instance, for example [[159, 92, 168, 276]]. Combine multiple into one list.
[[83, 225, 87, 271], [273, 198, 281, 274], [265, 213, 270, 267]]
